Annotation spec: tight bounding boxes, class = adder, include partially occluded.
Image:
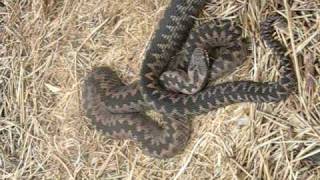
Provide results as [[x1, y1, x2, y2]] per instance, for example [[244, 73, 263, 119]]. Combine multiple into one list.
[[82, 0, 297, 158]]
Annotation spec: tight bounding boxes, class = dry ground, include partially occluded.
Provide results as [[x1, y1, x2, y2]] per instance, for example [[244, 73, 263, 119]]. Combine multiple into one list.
[[0, 0, 320, 179]]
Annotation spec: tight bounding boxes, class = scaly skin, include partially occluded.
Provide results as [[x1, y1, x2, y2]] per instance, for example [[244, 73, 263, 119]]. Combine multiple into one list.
[[160, 20, 248, 94], [139, 1, 296, 117], [82, 0, 297, 158]]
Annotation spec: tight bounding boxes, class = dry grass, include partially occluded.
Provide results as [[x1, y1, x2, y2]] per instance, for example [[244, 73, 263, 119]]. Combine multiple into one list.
[[1, 0, 320, 179]]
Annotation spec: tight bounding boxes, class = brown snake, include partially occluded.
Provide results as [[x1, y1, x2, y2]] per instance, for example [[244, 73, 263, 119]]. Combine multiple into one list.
[[82, 0, 297, 158]]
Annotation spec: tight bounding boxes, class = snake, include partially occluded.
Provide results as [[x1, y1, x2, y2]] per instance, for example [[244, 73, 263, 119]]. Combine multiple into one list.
[[82, 0, 297, 158], [159, 20, 248, 95]]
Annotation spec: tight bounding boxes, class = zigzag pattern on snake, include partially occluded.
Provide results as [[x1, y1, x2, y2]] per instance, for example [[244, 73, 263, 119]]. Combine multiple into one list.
[[82, 0, 297, 158]]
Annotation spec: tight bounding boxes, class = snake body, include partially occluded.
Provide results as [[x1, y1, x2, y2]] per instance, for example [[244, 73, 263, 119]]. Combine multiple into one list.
[[160, 20, 248, 94], [82, 0, 297, 158]]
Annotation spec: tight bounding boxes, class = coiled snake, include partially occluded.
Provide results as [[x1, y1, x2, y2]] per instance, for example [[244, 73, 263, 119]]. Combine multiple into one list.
[[82, 0, 297, 158]]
